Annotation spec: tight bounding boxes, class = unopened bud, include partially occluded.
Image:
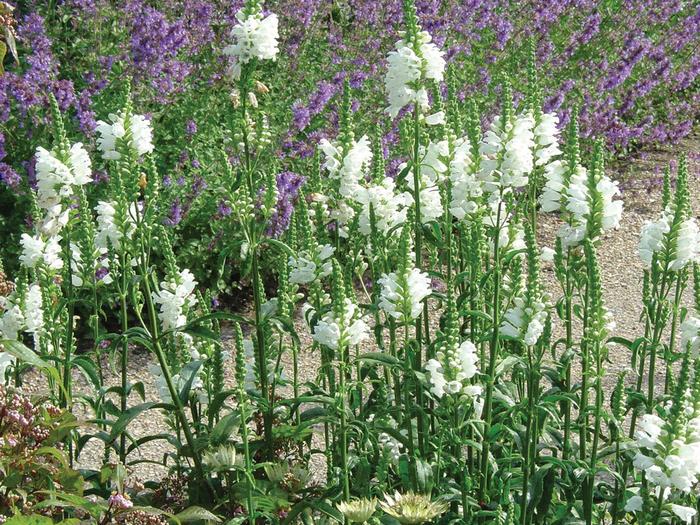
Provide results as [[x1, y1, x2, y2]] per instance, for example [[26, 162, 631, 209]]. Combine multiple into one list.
[[230, 89, 241, 108], [254, 81, 269, 94], [248, 92, 258, 109]]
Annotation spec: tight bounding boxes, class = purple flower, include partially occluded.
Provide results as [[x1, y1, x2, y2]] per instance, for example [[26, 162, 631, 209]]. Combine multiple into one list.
[[266, 171, 306, 237], [0, 163, 21, 189]]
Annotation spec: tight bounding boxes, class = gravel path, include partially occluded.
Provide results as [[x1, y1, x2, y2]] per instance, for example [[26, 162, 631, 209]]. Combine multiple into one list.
[[18, 134, 700, 484]]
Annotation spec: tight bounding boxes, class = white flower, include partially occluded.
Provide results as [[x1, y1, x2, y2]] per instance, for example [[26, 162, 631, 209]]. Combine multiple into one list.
[[635, 414, 665, 449], [96, 112, 154, 160], [680, 316, 700, 358], [624, 495, 643, 513], [312, 299, 369, 350], [19, 234, 63, 270], [671, 505, 697, 524], [24, 284, 44, 337], [533, 112, 561, 167], [289, 244, 335, 284], [639, 211, 671, 266], [638, 211, 700, 270], [223, 8, 279, 80], [556, 167, 623, 248], [540, 247, 555, 262], [671, 218, 700, 270], [425, 111, 445, 126], [449, 137, 482, 220], [378, 266, 431, 321], [0, 351, 15, 382], [152, 269, 198, 332], [319, 135, 372, 199], [538, 160, 568, 212], [500, 296, 547, 346], [355, 178, 412, 236], [40, 204, 70, 236], [0, 297, 24, 341], [479, 113, 535, 192], [384, 30, 445, 118], [425, 340, 480, 399], [35, 143, 92, 210]]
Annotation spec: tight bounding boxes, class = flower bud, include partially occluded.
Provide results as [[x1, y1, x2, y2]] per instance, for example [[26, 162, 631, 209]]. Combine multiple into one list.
[[254, 80, 269, 94]]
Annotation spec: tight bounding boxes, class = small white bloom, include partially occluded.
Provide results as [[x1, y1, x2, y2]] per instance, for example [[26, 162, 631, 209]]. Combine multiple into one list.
[[152, 269, 198, 332], [355, 178, 412, 236], [540, 247, 555, 262], [0, 298, 24, 341], [671, 505, 697, 524], [312, 299, 369, 350], [35, 143, 92, 210], [479, 113, 535, 193], [289, 244, 335, 285], [680, 316, 700, 358], [378, 266, 431, 321], [384, 30, 445, 118], [319, 135, 373, 199], [223, 8, 279, 79], [96, 112, 154, 160], [425, 111, 445, 126], [24, 284, 44, 338], [624, 495, 643, 513], [19, 234, 63, 271], [449, 137, 482, 220]]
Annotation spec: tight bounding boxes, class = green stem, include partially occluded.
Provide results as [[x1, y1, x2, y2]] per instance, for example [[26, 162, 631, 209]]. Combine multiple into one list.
[[479, 194, 504, 500], [251, 252, 273, 460]]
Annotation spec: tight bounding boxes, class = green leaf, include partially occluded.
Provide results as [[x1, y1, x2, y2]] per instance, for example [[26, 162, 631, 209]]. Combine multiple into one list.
[[109, 402, 158, 440], [178, 360, 203, 403], [173, 506, 222, 523], [3, 516, 54, 525], [355, 352, 401, 368], [209, 412, 240, 446]]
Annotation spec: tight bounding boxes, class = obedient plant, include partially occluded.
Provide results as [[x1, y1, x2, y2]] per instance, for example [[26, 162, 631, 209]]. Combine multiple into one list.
[[0, 0, 700, 524]]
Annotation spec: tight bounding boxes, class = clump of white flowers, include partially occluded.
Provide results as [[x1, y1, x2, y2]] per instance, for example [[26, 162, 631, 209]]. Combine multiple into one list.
[[479, 110, 535, 193], [313, 298, 369, 351], [355, 178, 412, 236], [319, 135, 373, 199], [288, 244, 335, 285], [152, 269, 198, 332], [449, 136, 483, 221], [541, 141, 622, 249], [378, 228, 431, 322], [680, 316, 700, 358], [638, 210, 700, 270], [19, 234, 63, 271], [0, 294, 24, 342], [628, 411, 700, 522], [378, 268, 431, 322], [223, 1, 279, 80], [425, 340, 480, 399], [384, 2, 445, 120], [313, 260, 369, 351], [500, 296, 548, 346], [95, 111, 154, 160], [35, 143, 92, 211], [533, 112, 562, 167]]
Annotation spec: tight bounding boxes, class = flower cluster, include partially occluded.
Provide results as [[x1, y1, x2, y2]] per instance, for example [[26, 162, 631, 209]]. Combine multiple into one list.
[[223, 3, 279, 80], [152, 269, 198, 333], [384, 27, 445, 119], [425, 340, 480, 401], [96, 111, 154, 160], [312, 298, 369, 351]]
